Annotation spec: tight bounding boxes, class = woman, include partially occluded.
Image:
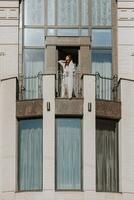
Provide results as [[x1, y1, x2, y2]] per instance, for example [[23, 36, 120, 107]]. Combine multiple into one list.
[[58, 55, 75, 98]]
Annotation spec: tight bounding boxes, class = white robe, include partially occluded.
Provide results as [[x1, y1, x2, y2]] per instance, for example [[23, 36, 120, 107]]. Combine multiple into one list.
[[58, 60, 75, 98]]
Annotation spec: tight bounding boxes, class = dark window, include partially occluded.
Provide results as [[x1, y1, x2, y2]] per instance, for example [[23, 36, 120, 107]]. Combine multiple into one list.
[[96, 119, 118, 192]]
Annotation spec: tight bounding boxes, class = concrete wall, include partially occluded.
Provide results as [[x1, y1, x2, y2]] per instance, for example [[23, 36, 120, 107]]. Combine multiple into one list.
[[119, 79, 134, 194], [0, 78, 17, 195], [0, 1, 19, 79]]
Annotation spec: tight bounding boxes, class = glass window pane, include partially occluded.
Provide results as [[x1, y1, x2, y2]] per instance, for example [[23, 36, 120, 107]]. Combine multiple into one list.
[[81, 29, 89, 36], [47, 0, 55, 25], [24, 29, 44, 46], [57, 29, 79, 36], [24, 0, 44, 25], [24, 49, 44, 75], [92, 50, 112, 77], [47, 29, 56, 36], [23, 49, 44, 99], [19, 119, 43, 191], [57, 0, 79, 25], [92, 50, 112, 100], [96, 119, 118, 192], [82, 0, 89, 25], [56, 118, 81, 190], [92, 0, 111, 26], [92, 29, 112, 47]]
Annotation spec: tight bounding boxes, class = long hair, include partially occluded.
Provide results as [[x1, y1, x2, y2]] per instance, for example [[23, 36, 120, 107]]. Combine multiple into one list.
[[65, 55, 72, 66]]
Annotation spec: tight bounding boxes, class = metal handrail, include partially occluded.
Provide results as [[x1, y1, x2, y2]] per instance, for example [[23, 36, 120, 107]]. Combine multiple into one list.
[[55, 67, 83, 98], [18, 72, 43, 100], [95, 72, 119, 101]]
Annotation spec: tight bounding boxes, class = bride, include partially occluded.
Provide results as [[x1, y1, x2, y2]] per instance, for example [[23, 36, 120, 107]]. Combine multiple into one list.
[[58, 55, 75, 98]]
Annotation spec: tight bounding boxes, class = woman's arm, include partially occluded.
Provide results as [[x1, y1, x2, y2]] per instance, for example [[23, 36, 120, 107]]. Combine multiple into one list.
[[58, 60, 65, 67]]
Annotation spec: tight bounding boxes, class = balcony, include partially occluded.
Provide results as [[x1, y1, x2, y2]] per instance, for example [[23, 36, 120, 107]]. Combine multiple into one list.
[[17, 73, 43, 100], [95, 73, 119, 101], [16, 73, 121, 120], [55, 67, 83, 98]]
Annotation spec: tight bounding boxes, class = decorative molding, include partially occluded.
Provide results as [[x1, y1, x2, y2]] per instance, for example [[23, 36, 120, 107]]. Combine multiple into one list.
[[0, 8, 18, 19]]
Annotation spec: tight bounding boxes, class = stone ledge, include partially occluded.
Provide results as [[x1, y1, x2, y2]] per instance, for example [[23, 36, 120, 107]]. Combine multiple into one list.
[[16, 99, 43, 118], [96, 100, 121, 120]]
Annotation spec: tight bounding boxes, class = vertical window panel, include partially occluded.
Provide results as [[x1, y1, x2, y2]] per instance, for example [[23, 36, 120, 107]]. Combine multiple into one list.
[[81, 0, 89, 25], [92, 50, 112, 100], [92, 50, 112, 78], [47, 0, 55, 25], [19, 119, 43, 191], [24, 0, 44, 25], [92, 0, 112, 26], [23, 49, 44, 99], [96, 119, 118, 192], [24, 49, 44, 76], [56, 118, 81, 190], [57, 0, 79, 25], [92, 29, 112, 47], [24, 29, 44, 46]]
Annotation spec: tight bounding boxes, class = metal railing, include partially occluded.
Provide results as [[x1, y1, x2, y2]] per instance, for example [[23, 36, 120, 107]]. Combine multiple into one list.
[[18, 72, 43, 100], [55, 67, 83, 98], [95, 73, 119, 101]]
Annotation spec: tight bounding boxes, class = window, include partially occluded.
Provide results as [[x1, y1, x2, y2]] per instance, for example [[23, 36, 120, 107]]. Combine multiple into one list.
[[47, 0, 89, 36], [91, 0, 114, 100], [56, 118, 82, 190], [57, 0, 79, 25], [92, 0, 112, 26], [96, 119, 118, 192], [92, 29, 112, 47], [24, 0, 44, 25], [18, 119, 43, 191], [21, 0, 44, 99], [91, 28, 112, 100]]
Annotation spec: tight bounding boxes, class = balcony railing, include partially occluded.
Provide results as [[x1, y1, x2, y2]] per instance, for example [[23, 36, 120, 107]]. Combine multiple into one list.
[[95, 73, 119, 101], [55, 67, 83, 98], [18, 73, 43, 100]]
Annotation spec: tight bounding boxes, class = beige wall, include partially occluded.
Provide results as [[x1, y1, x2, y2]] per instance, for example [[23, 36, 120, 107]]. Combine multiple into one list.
[[0, 1, 19, 79], [118, 1, 134, 79]]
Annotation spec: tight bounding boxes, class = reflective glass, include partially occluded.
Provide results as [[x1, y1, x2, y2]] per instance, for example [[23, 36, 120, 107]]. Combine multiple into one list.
[[57, 29, 79, 36], [56, 118, 81, 190], [47, 29, 56, 36], [82, 0, 89, 25], [24, 49, 44, 76], [92, 29, 112, 47], [19, 119, 43, 190], [24, 0, 44, 25], [92, 50, 112, 77], [24, 29, 44, 46], [47, 0, 55, 25], [57, 0, 79, 25], [92, 0, 112, 26]]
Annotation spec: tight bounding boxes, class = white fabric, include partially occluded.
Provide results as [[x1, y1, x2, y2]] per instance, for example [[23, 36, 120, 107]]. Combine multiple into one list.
[[58, 60, 75, 98]]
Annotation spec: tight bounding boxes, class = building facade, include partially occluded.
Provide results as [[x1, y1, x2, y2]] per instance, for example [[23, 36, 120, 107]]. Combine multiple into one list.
[[0, 0, 134, 199]]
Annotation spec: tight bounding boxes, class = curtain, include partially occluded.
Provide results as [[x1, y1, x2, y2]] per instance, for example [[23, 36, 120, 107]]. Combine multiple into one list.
[[24, 0, 44, 25], [92, 50, 112, 100], [19, 119, 43, 191], [57, 0, 79, 25], [23, 49, 43, 99], [92, 0, 111, 26], [56, 118, 81, 190], [96, 120, 118, 192]]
